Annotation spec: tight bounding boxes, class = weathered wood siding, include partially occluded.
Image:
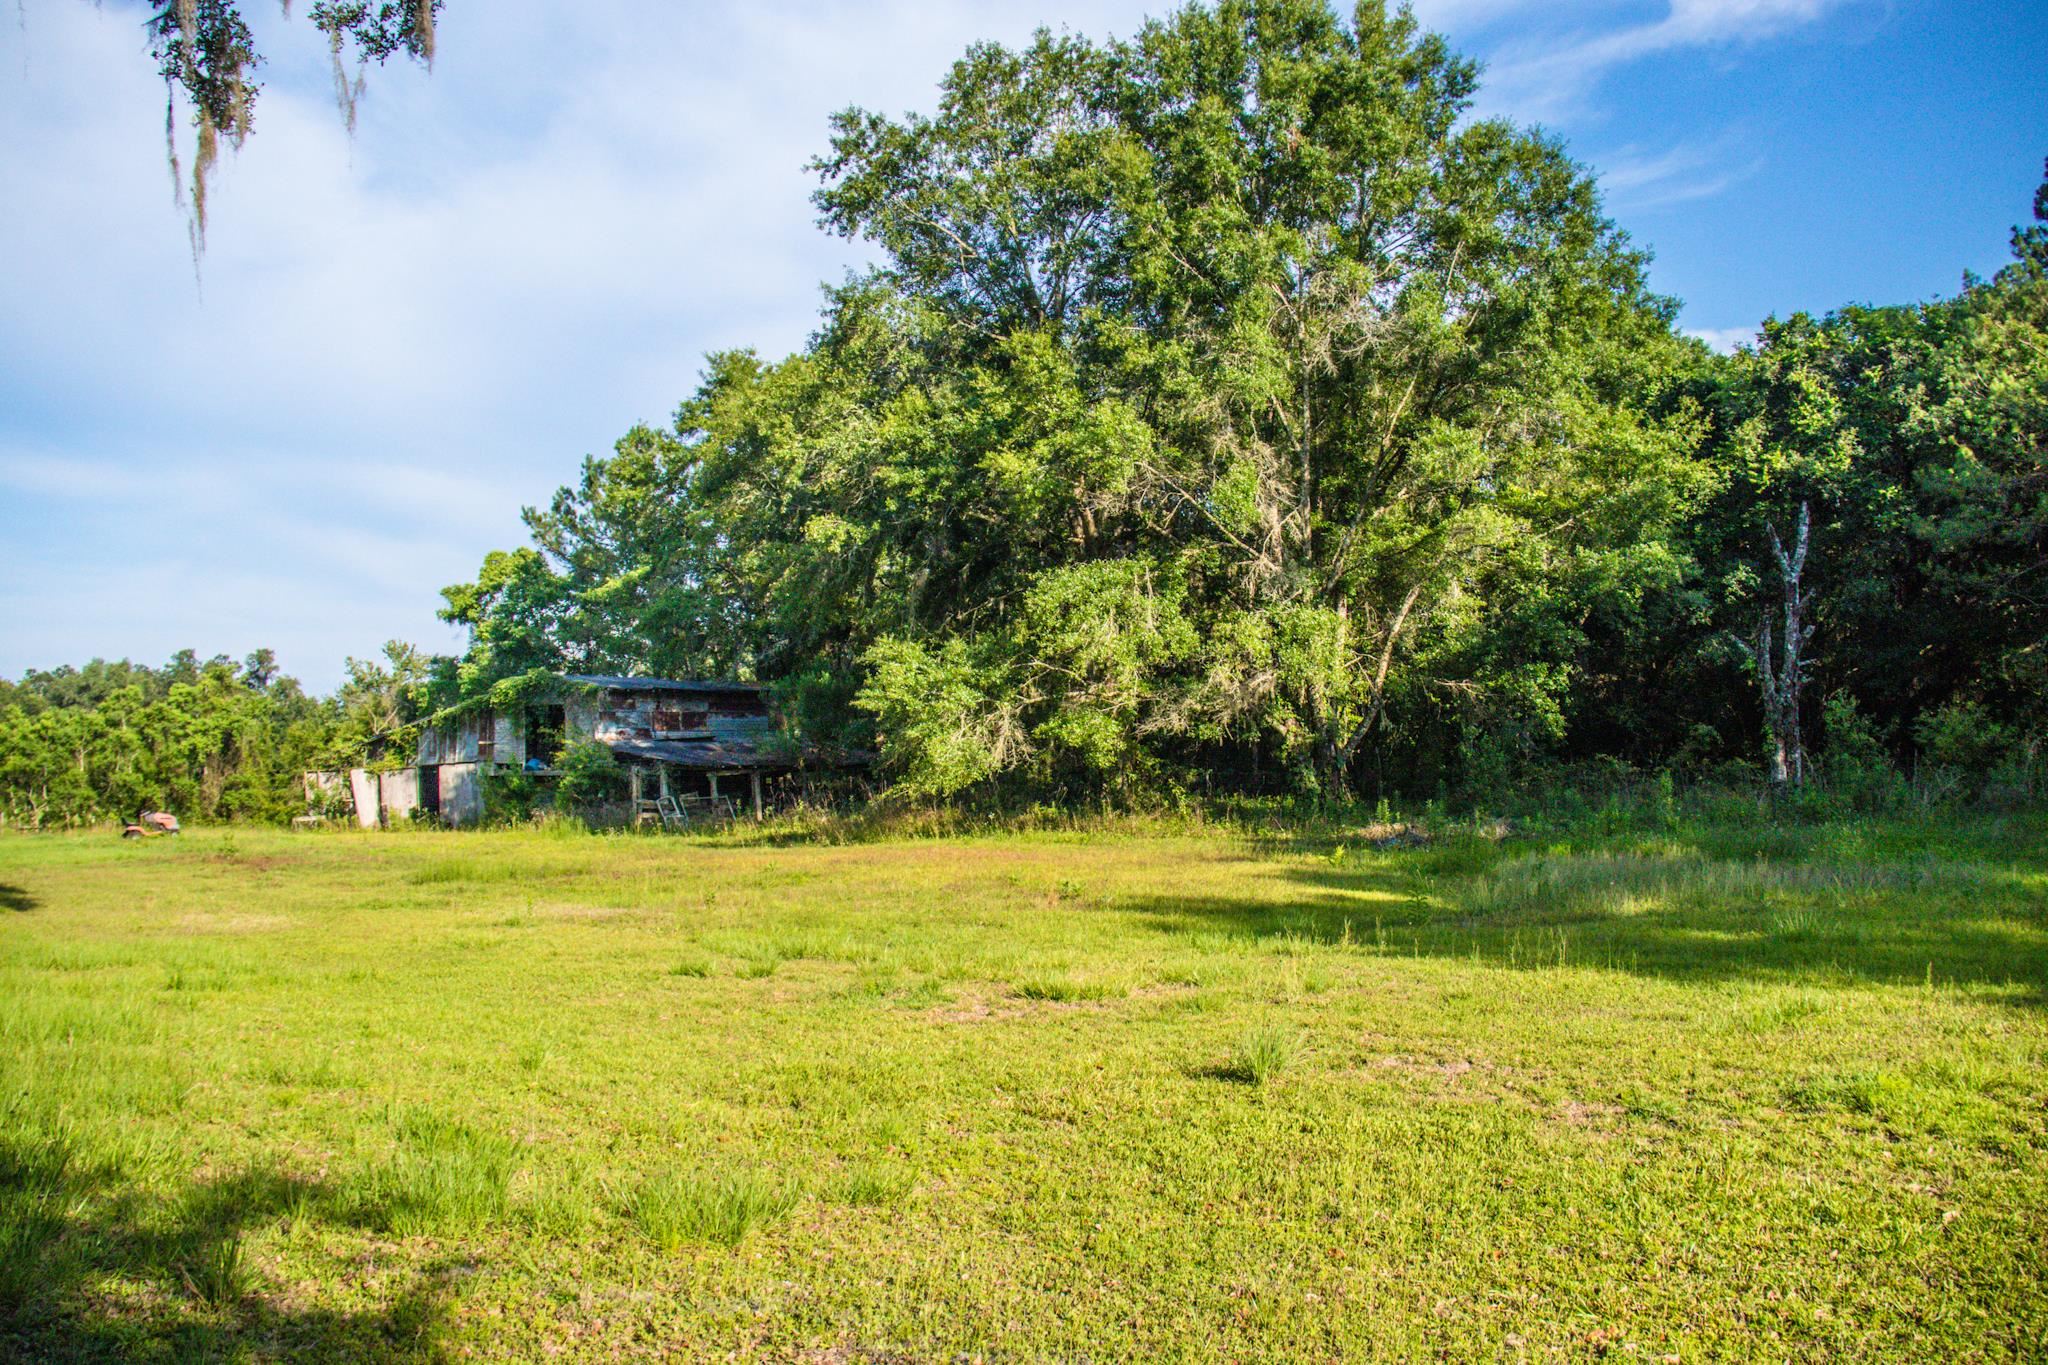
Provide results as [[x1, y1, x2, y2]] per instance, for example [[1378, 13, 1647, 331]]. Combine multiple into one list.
[[348, 769, 380, 828], [587, 688, 772, 747], [417, 710, 504, 766], [411, 686, 768, 774], [379, 768, 419, 823], [438, 763, 484, 826]]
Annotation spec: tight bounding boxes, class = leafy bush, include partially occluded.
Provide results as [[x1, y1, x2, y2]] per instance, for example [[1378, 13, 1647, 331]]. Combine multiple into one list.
[[551, 738, 626, 814], [1823, 694, 1903, 812], [481, 768, 541, 825], [1917, 701, 2014, 779]]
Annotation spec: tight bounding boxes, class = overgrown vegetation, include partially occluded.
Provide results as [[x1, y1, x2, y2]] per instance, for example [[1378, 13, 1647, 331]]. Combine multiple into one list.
[[432, 2, 2047, 810], [0, 812, 2041, 1358], [11, 1, 2044, 828]]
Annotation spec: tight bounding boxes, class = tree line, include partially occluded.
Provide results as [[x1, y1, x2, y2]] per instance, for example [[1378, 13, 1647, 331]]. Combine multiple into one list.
[[8, 0, 2042, 825], [434, 1, 2047, 809], [0, 645, 434, 828]]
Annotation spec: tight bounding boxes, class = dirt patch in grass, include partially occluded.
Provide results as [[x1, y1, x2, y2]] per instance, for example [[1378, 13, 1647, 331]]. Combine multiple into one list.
[[926, 990, 1034, 1024], [176, 913, 291, 933]]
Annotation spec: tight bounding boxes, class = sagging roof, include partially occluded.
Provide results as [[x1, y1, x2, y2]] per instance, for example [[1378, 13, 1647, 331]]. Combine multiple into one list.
[[609, 737, 790, 771], [565, 675, 765, 696]]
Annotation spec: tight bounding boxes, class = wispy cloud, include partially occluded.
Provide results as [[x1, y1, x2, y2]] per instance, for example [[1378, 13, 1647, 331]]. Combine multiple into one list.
[[1592, 135, 1765, 212], [1476, 0, 1859, 122], [0, 0, 1162, 687]]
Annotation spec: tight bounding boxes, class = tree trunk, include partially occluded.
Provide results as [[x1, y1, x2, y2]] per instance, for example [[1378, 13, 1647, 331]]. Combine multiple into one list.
[[1313, 731, 1353, 804], [1751, 502, 1814, 790]]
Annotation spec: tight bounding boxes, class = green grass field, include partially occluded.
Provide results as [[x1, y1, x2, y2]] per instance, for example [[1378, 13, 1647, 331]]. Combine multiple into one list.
[[2, 814, 2044, 1361]]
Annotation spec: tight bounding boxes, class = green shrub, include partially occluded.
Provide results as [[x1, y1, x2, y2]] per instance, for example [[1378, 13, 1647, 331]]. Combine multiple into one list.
[[1916, 701, 2013, 780], [1822, 694, 1904, 812], [481, 769, 541, 825], [552, 737, 628, 815]]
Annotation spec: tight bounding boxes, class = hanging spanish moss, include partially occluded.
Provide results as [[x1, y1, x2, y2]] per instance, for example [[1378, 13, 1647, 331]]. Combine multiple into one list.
[[149, 0, 257, 266], [146, 0, 445, 266], [326, 26, 366, 135]]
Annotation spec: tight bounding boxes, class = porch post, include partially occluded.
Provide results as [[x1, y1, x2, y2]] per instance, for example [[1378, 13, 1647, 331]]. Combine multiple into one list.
[[749, 771, 763, 820]]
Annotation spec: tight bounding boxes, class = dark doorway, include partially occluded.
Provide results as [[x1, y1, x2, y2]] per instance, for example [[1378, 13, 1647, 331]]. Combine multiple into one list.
[[526, 704, 566, 768], [418, 765, 442, 818]]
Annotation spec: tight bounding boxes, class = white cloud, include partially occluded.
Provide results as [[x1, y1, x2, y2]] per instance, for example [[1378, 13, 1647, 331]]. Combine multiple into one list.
[[1685, 325, 1758, 353], [1476, 0, 1858, 121], [1592, 135, 1764, 211], [0, 0, 1159, 689]]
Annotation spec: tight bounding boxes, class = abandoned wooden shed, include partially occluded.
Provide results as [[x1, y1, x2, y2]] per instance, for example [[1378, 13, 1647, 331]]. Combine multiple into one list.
[[314, 674, 816, 828]]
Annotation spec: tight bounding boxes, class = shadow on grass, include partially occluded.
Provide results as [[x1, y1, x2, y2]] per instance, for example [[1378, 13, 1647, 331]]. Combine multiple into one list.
[[0, 884, 37, 913], [1130, 834, 2048, 1004], [0, 1135, 459, 1362]]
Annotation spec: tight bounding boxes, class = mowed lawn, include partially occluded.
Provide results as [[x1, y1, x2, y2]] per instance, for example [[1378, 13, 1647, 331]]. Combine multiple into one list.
[[1, 817, 2044, 1362]]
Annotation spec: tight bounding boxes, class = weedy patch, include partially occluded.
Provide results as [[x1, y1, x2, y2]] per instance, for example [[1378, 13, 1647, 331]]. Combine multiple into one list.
[[830, 1160, 916, 1207], [1013, 975, 1122, 1002], [344, 1111, 517, 1236], [180, 1230, 255, 1310], [1223, 1026, 1296, 1085], [628, 1170, 794, 1250], [1785, 1070, 1926, 1125]]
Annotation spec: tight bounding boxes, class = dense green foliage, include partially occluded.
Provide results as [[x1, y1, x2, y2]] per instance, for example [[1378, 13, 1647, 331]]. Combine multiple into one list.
[[0, 644, 432, 829], [435, 0, 2046, 809], [17, 1, 2043, 822]]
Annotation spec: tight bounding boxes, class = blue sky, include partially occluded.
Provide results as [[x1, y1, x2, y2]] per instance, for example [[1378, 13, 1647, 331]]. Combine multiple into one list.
[[1, 0, 2042, 691]]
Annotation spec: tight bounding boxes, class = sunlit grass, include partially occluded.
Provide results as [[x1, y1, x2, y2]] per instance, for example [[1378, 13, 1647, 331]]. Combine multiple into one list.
[[0, 813, 2042, 1359]]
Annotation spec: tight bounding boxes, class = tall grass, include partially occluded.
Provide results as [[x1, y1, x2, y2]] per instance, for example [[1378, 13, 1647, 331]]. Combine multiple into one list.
[[1225, 1026, 1295, 1085], [344, 1111, 517, 1236], [628, 1171, 794, 1250]]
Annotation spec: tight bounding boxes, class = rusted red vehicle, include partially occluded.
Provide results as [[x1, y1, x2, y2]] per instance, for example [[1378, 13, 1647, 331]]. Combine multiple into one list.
[[120, 810, 181, 839]]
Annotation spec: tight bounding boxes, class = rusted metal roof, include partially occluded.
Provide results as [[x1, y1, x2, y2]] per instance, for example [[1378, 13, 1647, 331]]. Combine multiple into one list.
[[565, 675, 764, 695], [608, 737, 790, 771]]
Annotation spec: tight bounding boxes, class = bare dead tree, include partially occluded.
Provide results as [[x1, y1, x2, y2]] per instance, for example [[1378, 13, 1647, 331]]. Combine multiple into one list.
[[1744, 501, 1815, 788]]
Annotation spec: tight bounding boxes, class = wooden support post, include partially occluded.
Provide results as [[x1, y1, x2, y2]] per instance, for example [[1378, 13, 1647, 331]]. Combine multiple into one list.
[[658, 767, 671, 801], [707, 773, 720, 803], [630, 765, 643, 806], [749, 771, 763, 820]]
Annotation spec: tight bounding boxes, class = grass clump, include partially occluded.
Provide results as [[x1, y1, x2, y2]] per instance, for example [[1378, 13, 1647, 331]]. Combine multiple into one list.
[[628, 1170, 793, 1250], [1013, 974, 1119, 1002], [345, 1111, 517, 1237], [180, 1231, 255, 1310], [1225, 1026, 1295, 1085], [831, 1161, 915, 1207]]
